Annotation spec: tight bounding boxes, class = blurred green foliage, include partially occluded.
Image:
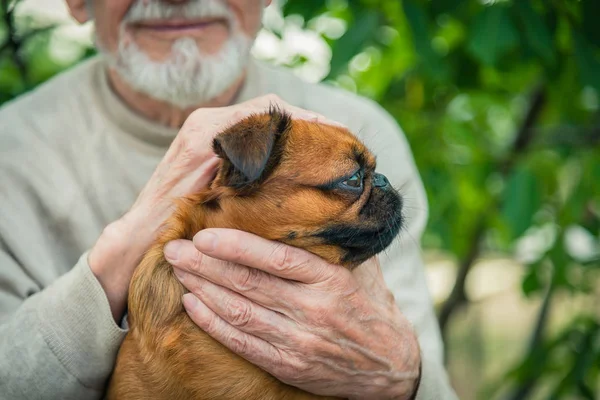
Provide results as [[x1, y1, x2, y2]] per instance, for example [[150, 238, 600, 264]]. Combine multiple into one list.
[[273, 1, 600, 398], [1, 0, 599, 398]]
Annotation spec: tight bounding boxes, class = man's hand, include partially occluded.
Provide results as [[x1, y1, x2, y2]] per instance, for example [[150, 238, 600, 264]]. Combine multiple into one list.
[[87, 94, 345, 322], [164, 228, 422, 400]]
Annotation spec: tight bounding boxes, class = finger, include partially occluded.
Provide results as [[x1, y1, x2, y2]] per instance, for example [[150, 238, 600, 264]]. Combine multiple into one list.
[[182, 292, 287, 371], [165, 239, 302, 312], [192, 228, 342, 284], [178, 95, 345, 159], [170, 155, 220, 195], [283, 105, 346, 128], [232, 95, 347, 128], [175, 269, 298, 345]]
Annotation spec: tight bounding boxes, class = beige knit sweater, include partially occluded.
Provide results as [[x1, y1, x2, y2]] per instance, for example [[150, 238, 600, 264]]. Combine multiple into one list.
[[0, 56, 457, 400]]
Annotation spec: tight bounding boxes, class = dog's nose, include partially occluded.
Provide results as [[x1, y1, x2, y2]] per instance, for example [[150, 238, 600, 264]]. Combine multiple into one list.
[[373, 173, 390, 188]]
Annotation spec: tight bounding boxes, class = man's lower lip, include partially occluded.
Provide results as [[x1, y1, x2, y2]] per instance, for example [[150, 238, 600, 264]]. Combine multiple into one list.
[[134, 20, 223, 32]]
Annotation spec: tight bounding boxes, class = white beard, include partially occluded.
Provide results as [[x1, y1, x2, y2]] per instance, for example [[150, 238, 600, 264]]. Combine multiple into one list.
[[96, 0, 255, 109]]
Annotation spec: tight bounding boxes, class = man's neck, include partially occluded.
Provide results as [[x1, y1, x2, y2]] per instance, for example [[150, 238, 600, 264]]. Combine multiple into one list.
[[106, 68, 246, 129]]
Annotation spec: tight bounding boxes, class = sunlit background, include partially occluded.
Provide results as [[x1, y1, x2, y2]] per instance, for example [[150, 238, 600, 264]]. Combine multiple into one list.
[[2, 0, 599, 398]]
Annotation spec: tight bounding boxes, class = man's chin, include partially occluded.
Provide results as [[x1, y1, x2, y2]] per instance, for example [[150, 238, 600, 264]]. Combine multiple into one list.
[[101, 37, 251, 109]]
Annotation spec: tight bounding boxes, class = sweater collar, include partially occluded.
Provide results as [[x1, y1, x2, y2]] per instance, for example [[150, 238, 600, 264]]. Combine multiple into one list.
[[91, 56, 263, 149]]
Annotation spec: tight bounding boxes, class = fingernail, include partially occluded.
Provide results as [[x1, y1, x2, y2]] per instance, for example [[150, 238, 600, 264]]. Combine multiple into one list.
[[164, 241, 181, 262], [182, 293, 199, 311], [194, 231, 217, 252], [173, 268, 186, 282]]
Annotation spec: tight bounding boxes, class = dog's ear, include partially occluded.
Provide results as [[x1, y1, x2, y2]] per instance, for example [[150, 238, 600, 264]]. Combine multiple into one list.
[[213, 107, 291, 188]]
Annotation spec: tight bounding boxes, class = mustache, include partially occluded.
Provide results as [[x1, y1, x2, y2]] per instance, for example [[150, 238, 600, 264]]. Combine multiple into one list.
[[125, 0, 231, 22]]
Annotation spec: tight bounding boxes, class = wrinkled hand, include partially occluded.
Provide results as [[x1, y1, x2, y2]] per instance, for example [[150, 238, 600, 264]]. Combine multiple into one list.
[[164, 229, 422, 400], [88, 94, 344, 322]]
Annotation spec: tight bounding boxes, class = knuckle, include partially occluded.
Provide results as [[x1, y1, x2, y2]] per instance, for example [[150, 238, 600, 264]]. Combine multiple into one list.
[[177, 130, 193, 148], [203, 313, 219, 335], [271, 245, 295, 274], [271, 348, 287, 372], [188, 249, 204, 273], [177, 125, 194, 144], [231, 266, 262, 293], [282, 357, 310, 382], [228, 332, 250, 355], [232, 109, 247, 122], [225, 298, 253, 328], [188, 108, 206, 121], [295, 359, 311, 376], [178, 140, 200, 167], [257, 94, 285, 110], [168, 133, 196, 167], [263, 93, 282, 104]]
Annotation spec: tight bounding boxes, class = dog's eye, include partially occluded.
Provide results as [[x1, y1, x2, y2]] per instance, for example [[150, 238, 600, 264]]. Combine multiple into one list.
[[341, 171, 363, 189]]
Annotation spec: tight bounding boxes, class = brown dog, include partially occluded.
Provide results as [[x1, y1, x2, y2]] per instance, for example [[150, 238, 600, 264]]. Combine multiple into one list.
[[106, 108, 404, 399]]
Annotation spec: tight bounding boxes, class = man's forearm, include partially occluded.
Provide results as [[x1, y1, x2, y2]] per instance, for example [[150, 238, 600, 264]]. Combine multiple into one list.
[[0, 254, 127, 399]]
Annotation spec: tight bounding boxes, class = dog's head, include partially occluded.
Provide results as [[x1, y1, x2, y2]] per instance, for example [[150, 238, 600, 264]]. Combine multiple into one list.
[[201, 107, 403, 268]]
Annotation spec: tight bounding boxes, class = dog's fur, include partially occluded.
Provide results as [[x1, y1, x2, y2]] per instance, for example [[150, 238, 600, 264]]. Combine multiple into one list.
[[106, 109, 404, 399]]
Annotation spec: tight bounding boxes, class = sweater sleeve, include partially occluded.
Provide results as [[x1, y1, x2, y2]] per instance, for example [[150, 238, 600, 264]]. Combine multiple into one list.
[[0, 245, 127, 400], [0, 139, 128, 399]]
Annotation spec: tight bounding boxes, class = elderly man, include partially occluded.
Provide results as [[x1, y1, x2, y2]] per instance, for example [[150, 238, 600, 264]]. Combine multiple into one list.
[[0, 0, 457, 399]]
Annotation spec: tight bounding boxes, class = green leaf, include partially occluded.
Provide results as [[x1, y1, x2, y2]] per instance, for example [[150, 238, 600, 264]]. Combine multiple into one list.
[[501, 167, 542, 239], [0, 58, 24, 97], [581, 0, 600, 48], [514, 0, 555, 65], [467, 5, 519, 66], [573, 30, 600, 93], [402, 0, 449, 81], [326, 10, 381, 79], [430, 0, 464, 16], [282, 1, 325, 21], [522, 264, 543, 297]]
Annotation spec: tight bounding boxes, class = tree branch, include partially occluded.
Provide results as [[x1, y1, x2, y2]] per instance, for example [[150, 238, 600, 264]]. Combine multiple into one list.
[[437, 84, 547, 343], [437, 220, 485, 337], [506, 268, 556, 400]]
